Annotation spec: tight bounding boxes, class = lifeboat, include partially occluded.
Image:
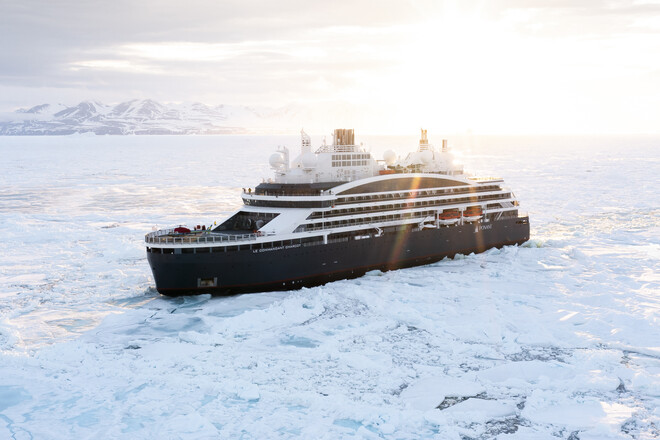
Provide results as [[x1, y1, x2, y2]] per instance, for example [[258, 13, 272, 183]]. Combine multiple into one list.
[[438, 210, 461, 225], [462, 206, 483, 222], [420, 216, 437, 229]]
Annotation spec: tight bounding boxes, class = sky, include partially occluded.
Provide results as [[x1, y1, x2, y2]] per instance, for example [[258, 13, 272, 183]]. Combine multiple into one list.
[[1, 0, 660, 134]]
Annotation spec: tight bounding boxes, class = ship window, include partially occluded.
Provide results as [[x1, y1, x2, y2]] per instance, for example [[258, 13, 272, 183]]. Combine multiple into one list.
[[238, 245, 250, 251], [162, 248, 174, 254], [196, 247, 210, 253], [227, 246, 238, 252], [182, 248, 194, 254], [215, 211, 280, 231], [198, 277, 217, 287]]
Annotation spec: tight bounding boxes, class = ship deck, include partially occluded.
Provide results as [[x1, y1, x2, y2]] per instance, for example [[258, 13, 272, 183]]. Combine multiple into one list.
[[145, 228, 261, 245]]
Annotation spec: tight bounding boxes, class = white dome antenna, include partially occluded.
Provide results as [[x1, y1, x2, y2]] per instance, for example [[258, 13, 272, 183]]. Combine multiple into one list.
[[269, 152, 286, 168], [383, 150, 397, 166], [269, 146, 290, 173], [420, 150, 433, 164]]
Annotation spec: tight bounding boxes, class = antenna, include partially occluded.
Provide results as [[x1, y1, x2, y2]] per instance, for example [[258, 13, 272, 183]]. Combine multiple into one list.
[[301, 128, 311, 155]]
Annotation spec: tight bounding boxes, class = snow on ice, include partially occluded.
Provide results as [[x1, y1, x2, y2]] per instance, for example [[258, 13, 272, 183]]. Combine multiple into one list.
[[0, 134, 658, 439]]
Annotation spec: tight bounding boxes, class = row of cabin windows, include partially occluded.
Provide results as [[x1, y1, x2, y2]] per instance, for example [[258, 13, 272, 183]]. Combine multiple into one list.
[[334, 185, 500, 205], [332, 160, 370, 167], [331, 153, 370, 160], [296, 210, 508, 233], [255, 186, 332, 196], [245, 188, 504, 210], [150, 237, 325, 254], [295, 210, 439, 232], [308, 193, 512, 220], [244, 199, 333, 208]]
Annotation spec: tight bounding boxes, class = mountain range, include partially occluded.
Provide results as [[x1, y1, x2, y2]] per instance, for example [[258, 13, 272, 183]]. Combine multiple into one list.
[[0, 99, 319, 135]]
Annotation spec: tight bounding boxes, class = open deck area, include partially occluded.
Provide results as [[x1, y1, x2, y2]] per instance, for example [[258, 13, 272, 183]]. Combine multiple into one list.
[[145, 228, 263, 245]]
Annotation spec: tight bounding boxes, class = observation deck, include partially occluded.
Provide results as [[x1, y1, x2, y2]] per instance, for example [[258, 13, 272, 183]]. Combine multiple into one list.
[[145, 228, 273, 245]]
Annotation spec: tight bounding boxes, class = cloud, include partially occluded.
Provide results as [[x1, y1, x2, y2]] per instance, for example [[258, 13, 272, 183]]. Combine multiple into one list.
[[490, 0, 660, 36], [0, 0, 425, 94], [2, 0, 660, 133]]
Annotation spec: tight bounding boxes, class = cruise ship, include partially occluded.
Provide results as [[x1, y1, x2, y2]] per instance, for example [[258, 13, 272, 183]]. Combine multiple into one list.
[[146, 129, 530, 295]]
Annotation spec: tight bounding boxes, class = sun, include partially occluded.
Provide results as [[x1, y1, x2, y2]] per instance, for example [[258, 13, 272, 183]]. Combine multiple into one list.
[[351, 9, 568, 135]]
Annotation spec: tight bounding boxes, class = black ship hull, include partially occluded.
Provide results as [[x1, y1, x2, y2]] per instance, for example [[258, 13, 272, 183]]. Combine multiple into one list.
[[147, 217, 530, 296]]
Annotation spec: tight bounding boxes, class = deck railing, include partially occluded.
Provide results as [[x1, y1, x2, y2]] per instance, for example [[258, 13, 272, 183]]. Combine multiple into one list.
[[145, 228, 268, 245]]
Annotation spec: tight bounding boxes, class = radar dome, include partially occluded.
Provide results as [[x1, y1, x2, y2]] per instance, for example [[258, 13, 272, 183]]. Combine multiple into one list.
[[383, 150, 397, 165], [420, 150, 433, 164], [301, 152, 317, 169], [269, 152, 286, 168]]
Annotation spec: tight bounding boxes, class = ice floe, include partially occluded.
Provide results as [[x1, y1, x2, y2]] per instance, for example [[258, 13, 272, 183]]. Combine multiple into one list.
[[0, 135, 658, 438]]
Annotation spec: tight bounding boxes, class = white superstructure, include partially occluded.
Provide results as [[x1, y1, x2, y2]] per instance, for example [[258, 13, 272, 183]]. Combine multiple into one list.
[[146, 129, 522, 249]]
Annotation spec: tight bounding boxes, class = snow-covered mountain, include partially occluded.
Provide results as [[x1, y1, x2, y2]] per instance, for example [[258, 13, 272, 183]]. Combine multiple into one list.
[[0, 99, 317, 135]]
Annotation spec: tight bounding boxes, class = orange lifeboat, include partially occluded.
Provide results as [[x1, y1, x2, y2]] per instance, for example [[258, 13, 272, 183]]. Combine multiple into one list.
[[438, 210, 461, 225], [463, 206, 483, 222]]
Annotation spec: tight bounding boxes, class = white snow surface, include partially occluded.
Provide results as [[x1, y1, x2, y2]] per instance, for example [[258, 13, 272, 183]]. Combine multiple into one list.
[[0, 134, 658, 439]]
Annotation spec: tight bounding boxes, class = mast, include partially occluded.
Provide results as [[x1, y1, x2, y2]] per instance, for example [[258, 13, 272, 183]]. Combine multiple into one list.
[[301, 129, 311, 155]]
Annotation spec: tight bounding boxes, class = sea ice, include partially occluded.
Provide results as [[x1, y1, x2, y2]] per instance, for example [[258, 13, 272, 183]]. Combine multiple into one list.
[[0, 134, 658, 438]]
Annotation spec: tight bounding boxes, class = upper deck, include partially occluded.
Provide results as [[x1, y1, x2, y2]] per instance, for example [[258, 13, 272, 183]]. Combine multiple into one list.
[[242, 172, 506, 208]]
